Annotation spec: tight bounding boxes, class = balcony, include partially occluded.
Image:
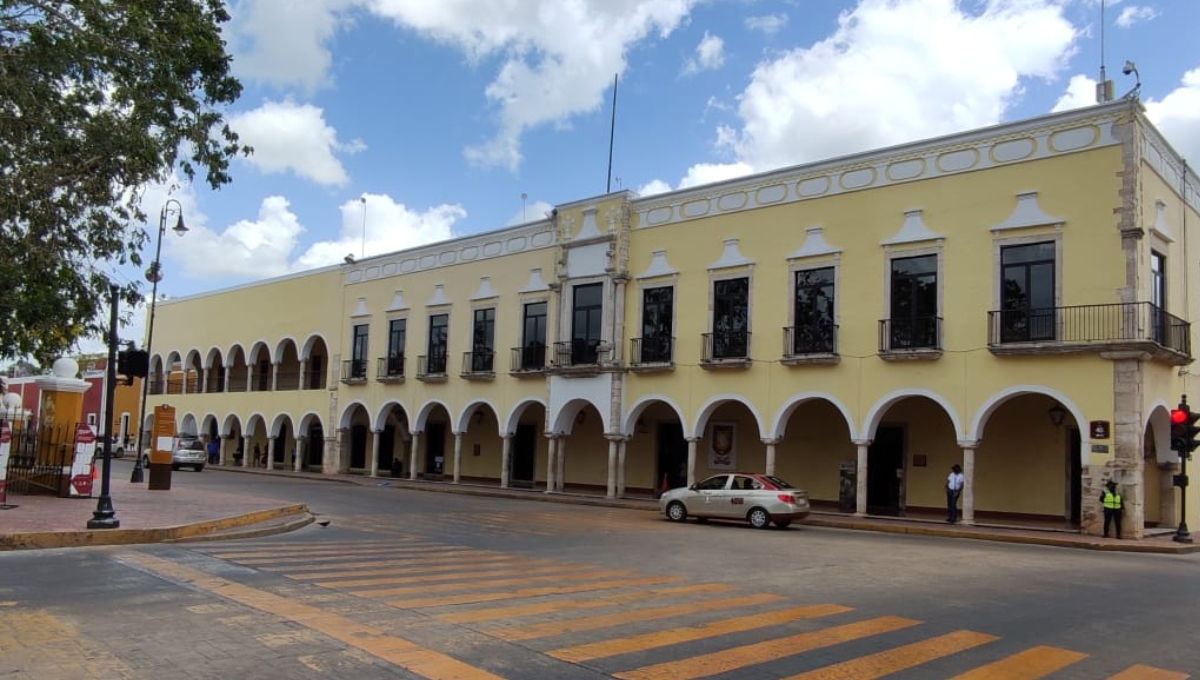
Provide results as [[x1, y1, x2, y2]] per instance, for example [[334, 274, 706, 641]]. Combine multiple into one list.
[[782, 324, 839, 366], [148, 378, 165, 395], [275, 369, 301, 391], [878, 316, 943, 360], [340, 359, 367, 384], [510, 344, 547, 376], [630, 336, 674, 372], [551, 340, 611, 376], [417, 353, 448, 382], [987, 302, 1191, 364], [701, 331, 751, 368], [376, 355, 404, 383], [461, 350, 495, 380]]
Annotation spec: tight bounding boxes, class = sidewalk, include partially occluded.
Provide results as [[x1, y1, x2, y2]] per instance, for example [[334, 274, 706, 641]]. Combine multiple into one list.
[[3, 460, 1197, 554]]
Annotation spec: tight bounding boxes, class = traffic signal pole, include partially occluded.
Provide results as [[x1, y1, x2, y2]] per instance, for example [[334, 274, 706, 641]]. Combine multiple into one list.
[[1170, 395, 1194, 544]]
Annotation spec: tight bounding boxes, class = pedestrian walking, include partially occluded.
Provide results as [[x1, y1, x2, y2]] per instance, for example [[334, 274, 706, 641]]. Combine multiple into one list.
[[945, 464, 964, 523], [206, 437, 219, 465], [1101, 480, 1123, 539], [253, 443, 262, 467]]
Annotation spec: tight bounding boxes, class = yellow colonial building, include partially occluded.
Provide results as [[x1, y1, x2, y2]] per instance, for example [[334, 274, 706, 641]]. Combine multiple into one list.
[[147, 99, 1199, 539]]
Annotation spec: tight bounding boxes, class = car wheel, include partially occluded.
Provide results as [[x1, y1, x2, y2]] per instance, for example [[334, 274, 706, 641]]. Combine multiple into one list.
[[774, 520, 792, 529], [666, 501, 688, 522], [171, 464, 179, 471], [195, 464, 204, 472], [747, 507, 771, 529]]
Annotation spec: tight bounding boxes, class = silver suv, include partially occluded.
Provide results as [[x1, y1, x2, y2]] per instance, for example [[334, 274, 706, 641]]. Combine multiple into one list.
[[171, 435, 206, 471]]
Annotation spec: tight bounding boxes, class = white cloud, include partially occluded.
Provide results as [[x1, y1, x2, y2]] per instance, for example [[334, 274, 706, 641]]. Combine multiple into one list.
[[1051, 73, 1099, 112], [227, 0, 355, 91], [637, 179, 673, 197], [1115, 5, 1156, 28], [367, 0, 699, 171], [710, 0, 1079, 174], [745, 13, 788, 35], [176, 196, 305, 279], [228, 100, 363, 187], [504, 199, 555, 226], [637, 161, 755, 197], [1143, 65, 1200, 167], [293, 194, 464, 270], [683, 31, 726, 75]]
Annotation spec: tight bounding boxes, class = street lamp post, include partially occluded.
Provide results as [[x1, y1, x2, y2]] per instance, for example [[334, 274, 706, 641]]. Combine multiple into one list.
[[131, 199, 187, 483]]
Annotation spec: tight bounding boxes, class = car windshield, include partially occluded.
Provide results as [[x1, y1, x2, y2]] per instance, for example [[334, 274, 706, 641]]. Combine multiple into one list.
[[176, 438, 203, 451], [763, 476, 794, 489]]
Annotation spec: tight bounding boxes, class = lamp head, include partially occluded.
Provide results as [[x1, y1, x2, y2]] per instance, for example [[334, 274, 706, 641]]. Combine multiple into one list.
[[172, 213, 188, 236], [1122, 60, 1136, 76]]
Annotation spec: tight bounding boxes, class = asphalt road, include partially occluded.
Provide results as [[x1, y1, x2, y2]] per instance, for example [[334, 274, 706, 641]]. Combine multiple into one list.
[[1, 469, 1197, 680]]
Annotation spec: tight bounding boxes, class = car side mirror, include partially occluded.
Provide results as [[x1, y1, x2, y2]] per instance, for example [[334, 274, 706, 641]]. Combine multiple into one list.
[[688, 484, 697, 491]]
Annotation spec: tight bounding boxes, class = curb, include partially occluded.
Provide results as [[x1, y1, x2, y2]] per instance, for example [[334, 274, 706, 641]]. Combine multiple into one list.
[[0, 504, 310, 552], [164, 512, 316, 544]]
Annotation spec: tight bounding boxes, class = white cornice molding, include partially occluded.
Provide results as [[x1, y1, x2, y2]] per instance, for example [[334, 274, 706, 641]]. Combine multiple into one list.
[[788, 226, 841, 259], [350, 297, 370, 318], [426, 284, 450, 307], [519, 268, 549, 293], [991, 192, 1064, 232], [1150, 199, 1174, 242], [386, 290, 409, 312], [708, 239, 754, 271], [637, 250, 679, 279], [575, 207, 603, 240], [471, 277, 498, 301], [883, 210, 943, 246]]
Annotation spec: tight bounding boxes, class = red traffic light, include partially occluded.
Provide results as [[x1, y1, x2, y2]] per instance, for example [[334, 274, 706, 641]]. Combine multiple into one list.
[[1172, 409, 1188, 424]]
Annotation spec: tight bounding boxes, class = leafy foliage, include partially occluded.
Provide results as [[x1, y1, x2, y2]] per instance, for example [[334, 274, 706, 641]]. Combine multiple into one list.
[[0, 0, 249, 364]]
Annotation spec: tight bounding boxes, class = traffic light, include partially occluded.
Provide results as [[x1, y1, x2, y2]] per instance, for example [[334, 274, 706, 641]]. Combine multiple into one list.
[[1187, 409, 1200, 455], [117, 349, 149, 386], [1171, 407, 1188, 453]]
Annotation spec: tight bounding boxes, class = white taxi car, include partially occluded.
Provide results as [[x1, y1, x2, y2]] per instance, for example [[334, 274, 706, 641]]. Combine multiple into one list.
[[659, 473, 810, 529]]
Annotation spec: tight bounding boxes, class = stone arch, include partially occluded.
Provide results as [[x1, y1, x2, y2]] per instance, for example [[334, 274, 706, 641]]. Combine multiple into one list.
[[179, 412, 198, 436], [245, 412, 268, 435], [1145, 401, 1173, 464], [142, 412, 155, 436], [373, 400, 412, 432], [270, 412, 294, 438], [338, 401, 371, 430], [690, 393, 767, 440], [247, 340, 272, 365], [457, 399, 502, 437], [301, 333, 330, 360], [968, 385, 1084, 462], [622, 394, 687, 437], [274, 336, 299, 361], [504, 398, 546, 436], [201, 413, 219, 438], [204, 346, 224, 370], [861, 389, 963, 441], [226, 343, 247, 363], [221, 413, 242, 437], [184, 348, 203, 371], [415, 399, 454, 433], [166, 350, 182, 369], [297, 411, 324, 435], [551, 397, 607, 435], [770, 392, 856, 441]]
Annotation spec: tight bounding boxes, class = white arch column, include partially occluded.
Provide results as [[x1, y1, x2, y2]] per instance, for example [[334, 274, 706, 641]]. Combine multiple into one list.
[[853, 439, 870, 516], [369, 430, 381, 477], [617, 437, 627, 497], [959, 440, 977, 526], [556, 436, 566, 491], [762, 438, 779, 477], [240, 435, 250, 468], [271, 362, 280, 392], [605, 435, 620, 499], [686, 437, 698, 487], [500, 434, 513, 488], [544, 435, 559, 493], [200, 368, 208, 393], [299, 359, 309, 389], [294, 437, 305, 472], [452, 432, 463, 484], [223, 366, 232, 392], [409, 432, 421, 480]]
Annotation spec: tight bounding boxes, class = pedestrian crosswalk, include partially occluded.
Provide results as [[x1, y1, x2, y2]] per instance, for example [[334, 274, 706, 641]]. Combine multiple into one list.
[[190, 539, 1190, 680], [334, 507, 662, 539]]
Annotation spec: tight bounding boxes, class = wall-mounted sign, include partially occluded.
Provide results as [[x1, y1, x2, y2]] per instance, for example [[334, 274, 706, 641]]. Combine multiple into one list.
[[1090, 421, 1110, 439], [1091, 444, 1110, 453]]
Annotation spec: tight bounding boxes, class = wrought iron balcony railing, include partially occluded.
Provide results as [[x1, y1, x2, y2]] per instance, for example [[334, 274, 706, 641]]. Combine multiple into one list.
[[511, 344, 547, 372], [417, 353, 448, 380], [461, 350, 495, 376], [702, 331, 751, 363], [553, 340, 609, 368], [376, 354, 404, 381], [879, 316, 942, 352], [631, 336, 674, 365], [783, 323, 838, 357], [987, 302, 1191, 357], [341, 359, 368, 383], [226, 372, 247, 393]]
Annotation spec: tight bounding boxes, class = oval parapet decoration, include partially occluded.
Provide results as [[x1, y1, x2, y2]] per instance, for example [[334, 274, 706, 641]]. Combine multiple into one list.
[[482, 241, 503, 257], [400, 259, 417, 273], [382, 263, 398, 276], [506, 236, 527, 252], [460, 246, 479, 260], [439, 251, 457, 265], [646, 206, 675, 225], [798, 176, 830, 197], [839, 167, 876, 190], [936, 148, 980, 173], [886, 158, 925, 182], [718, 192, 748, 211], [1049, 125, 1099, 153], [683, 199, 711, 218], [755, 184, 787, 204], [530, 231, 554, 247], [990, 137, 1036, 163]]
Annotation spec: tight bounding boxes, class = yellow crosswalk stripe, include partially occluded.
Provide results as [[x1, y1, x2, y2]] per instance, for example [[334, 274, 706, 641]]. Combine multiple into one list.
[[438, 584, 735, 623], [235, 548, 478, 566], [264, 551, 503, 573], [287, 555, 540, 580], [944, 646, 1087, 679], [612, 615, 911, 680], [398, 576, 681, 608], [315, 563, 598, 589], [1106, 665, 1191, 680], [495, 592, 785, 642], [780, 630, 997, 680], [549, 604, 854, 663], [121, 554, 505, 680], [208, 541, 427, 558], [353, 569, 635, 598]]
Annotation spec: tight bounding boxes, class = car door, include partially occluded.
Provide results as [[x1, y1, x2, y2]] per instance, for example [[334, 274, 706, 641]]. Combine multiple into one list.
[[722, 475, 753, 518], [689, 475, 730, 517]]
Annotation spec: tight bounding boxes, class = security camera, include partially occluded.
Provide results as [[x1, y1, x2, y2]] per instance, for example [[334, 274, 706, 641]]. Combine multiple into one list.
[[344, 254, 355, 264], [1122, 60, 1136, 76]]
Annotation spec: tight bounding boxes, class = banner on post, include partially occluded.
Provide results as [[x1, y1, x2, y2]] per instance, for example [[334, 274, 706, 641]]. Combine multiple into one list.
[[0, 422, 10, 504], [70, 423, 96, 497]]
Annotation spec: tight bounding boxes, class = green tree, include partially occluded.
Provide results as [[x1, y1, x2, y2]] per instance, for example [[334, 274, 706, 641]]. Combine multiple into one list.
[[0, 0, 249, 364]]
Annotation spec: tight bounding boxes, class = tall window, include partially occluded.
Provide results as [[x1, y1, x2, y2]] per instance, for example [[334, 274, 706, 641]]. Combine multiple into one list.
[[571, 283, 603, 364], [1000, 242, 1055, 342], [471, 308, 495, 372], [351, 324, 368, 378], [1151, 251, 1166, 344], [521, 301, 547, 369], [712, 277, 749, 359], [427, 314, 449, 374], [793, 267, 836, 354], [889, 255, 939, 349], [640, 286, 674, 363], [386, 318, 405, 376]]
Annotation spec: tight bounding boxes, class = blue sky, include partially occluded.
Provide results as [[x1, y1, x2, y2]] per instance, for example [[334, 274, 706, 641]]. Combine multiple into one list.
[[87, 0, 1200, 352]]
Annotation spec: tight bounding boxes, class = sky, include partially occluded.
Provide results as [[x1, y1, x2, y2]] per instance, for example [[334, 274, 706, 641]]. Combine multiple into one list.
[[78, 0, 1200, 356]]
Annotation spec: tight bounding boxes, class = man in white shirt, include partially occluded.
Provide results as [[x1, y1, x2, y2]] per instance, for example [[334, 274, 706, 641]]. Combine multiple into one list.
[[946, 464, 965, 523]]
